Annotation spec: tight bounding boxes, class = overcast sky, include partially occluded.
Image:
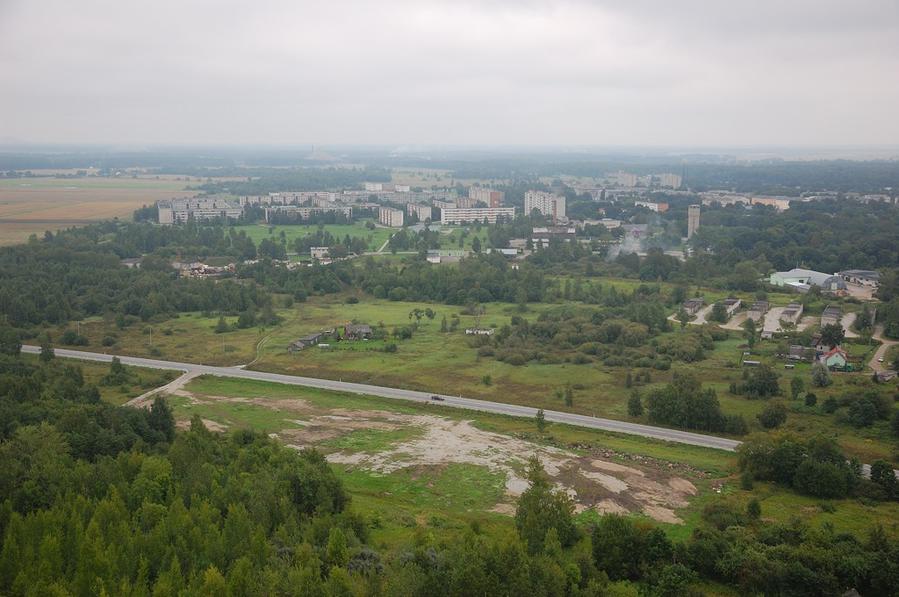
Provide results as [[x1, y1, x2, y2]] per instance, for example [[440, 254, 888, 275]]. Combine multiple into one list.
[[1, 0, 898, 147]]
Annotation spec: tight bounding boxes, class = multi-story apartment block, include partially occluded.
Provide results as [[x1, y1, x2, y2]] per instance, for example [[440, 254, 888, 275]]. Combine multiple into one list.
[[468, 187, 505, 207], [524, 191, 566, 222], [406, 203, 433, 221], [378, 206, 405, 227], [263, 205, 352, 223], [157, 198, 243, 224], [440, 207, 515, 225]]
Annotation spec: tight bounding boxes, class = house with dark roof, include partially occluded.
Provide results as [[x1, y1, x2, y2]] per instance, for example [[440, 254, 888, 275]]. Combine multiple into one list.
[[821, 305, 842, 328], [747, 300, 769, 322], [682, 298, 704, 315], [344, 324, 373, 340], [838, 269, 880, 287]]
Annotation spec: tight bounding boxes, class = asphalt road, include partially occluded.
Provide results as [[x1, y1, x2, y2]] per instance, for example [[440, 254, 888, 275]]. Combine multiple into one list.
[[21, 345, 742, 452]]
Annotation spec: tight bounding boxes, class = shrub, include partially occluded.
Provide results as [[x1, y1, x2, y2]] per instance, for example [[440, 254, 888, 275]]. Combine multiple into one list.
[[757, 401, 788, 429]]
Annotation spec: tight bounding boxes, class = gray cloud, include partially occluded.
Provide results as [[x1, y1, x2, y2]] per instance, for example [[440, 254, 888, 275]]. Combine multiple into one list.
[[1, 0, 897, 146]]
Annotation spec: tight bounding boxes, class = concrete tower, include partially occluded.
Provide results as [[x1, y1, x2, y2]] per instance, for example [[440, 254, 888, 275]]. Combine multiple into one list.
[[687, 204, 701, 239]]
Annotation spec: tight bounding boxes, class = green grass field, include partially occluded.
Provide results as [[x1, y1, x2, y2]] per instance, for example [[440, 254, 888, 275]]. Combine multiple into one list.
[[230, 221, 394, 252], [50, 282, 899, 463]]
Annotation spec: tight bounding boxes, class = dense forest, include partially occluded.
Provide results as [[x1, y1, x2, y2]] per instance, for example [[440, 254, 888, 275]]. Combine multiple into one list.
[[2, 349, 899, 595]]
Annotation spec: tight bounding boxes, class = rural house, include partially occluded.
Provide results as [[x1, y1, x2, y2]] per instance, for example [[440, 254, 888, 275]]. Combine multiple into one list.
[[344, 324, 373, 340], [682, 298, 704, 315], [819, 346, 849, 370]]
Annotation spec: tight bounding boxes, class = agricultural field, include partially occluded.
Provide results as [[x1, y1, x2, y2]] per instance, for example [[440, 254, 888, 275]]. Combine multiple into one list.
[[389, 167, 503, 189], [230, 220, 394, 253], [0, 175, 191, 245], [158, 374, 899, 548]]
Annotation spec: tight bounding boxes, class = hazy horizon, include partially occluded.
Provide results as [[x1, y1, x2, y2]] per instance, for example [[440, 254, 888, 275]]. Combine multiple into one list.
[[2, 0, 898, 147]]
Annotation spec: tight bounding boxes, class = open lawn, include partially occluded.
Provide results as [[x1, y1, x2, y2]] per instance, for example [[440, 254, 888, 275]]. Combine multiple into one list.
[[49, 311, 270, 366], [230, 220, 394, 253], [0, 175, 191, 245]]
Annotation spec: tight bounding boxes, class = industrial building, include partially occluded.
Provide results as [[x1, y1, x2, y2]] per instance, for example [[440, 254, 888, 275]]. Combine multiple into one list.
[[769, 268, 847, 293]]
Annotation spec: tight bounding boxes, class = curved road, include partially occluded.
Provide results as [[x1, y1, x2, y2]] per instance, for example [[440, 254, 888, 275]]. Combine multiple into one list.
[[21, 345, 741, 452]]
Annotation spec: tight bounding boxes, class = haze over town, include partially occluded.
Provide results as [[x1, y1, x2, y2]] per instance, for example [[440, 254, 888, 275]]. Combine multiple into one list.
[[2, 0, 899, 147]]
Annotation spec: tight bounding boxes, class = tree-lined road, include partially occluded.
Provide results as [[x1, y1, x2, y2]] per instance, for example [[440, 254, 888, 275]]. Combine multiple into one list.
[[21, 345, 742, 452]]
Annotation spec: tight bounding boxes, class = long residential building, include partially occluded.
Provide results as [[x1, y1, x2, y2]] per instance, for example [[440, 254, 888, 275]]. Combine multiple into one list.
[[524, 191, 566, 222], [158, 198, 243, 224], [263, 205, 352, 223], [441, 207, 515, 225]]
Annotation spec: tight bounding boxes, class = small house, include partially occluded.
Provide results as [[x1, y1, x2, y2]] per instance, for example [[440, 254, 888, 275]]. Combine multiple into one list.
[[344, 324, 373, 340], [788, 345, 815, 362], [682, 298, 705, 315], [722, 298, 742, 316], [819, 346, 849, 370]]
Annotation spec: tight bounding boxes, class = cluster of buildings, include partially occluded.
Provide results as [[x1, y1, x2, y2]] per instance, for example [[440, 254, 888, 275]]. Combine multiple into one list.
[[606, 171, 683, 189], [287, 324, 373, 353], [769, 268, 848, 294], [699, 191, 793, 212], [157, 198, 244, 224]]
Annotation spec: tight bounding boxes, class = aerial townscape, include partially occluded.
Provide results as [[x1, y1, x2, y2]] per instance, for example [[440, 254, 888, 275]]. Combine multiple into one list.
[[2, 1, 899, 596]]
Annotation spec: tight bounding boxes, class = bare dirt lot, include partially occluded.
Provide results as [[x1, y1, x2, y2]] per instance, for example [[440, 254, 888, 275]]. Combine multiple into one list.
[[169, 386, 703, 524]]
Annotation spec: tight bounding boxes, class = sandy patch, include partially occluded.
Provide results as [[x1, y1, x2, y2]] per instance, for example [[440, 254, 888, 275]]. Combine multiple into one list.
[[591, 460, 645, 477], [580, 471, 629, 494], [178, 387, 702, 524]]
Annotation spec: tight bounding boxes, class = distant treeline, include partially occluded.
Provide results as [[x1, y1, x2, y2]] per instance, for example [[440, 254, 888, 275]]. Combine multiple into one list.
[[193, 167, 390, 195]]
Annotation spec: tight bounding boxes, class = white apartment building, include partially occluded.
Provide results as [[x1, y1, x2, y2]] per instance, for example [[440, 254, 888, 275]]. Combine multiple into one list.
[[613, 171, 638, 187], [406, 203, 433, 221], [468, 187, 505, 207], [657, 173, 683, 189], [433, 199, 457, 210], [263, 205, 352, 223], [157, 198, 243, 224], [634, 200, 669, 213], [440, 207, 515, 225], [524, 191, 566, 222], [378, 206, 405, 227]]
